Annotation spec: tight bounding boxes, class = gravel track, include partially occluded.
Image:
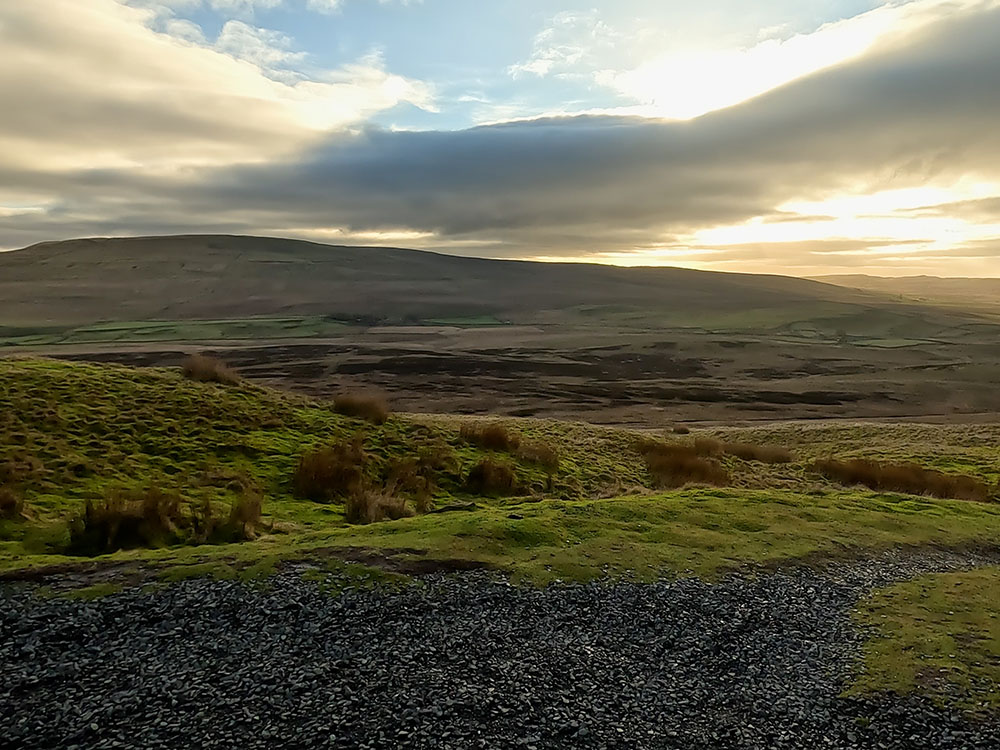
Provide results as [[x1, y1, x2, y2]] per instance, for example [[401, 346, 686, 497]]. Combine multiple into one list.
[[2, 550, 999, 750]]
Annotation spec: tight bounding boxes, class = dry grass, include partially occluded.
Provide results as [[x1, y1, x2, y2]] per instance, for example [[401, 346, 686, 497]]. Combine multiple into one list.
[[333, 393, 390, 425], [460, 422, 521, 451], [293, 439, 367, 502], [813, 458, 993, 502], [635, 440, 730, 489], [466, 457, 518, 495], [516, 441, 560, 473], [344, 488, 414, 525], [0, 486, 24, 520], [68, 489, 186, 555], [722, 442, 794, 464], [181, 354, 241, 386], [672, 425, 691, 435]]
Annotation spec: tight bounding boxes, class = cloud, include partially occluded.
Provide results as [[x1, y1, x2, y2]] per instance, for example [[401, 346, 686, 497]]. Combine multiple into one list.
[[0, 0, 433, 178], [509, 11, 621, 79], [3, 0, 1000, 277]]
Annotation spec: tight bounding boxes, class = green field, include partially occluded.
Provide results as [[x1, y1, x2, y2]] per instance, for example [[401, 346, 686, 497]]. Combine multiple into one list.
[[0, 317, 350, 346], [2, 357, 1000, 712]]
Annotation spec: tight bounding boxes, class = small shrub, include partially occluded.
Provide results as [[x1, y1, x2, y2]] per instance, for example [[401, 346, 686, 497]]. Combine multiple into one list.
[[181, 354, 240, 385], [516, 441, 560, 473], [635, 440, 729, 488], [672, 425, 691, 435], [460, 423, 521, 451], [812, 458, 991, 502], [293, 438, 367, 502], [0, 486, 24, 520], [466, 458, 518, 495], [68, 489, 186, 555], [344, 488, 414, 525], [333, 393, 390, 424]]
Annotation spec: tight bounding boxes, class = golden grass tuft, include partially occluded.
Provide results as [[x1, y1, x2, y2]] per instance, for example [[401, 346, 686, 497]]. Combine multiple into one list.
[[333, 393, 390, 424], [293, 438, 367, 502], [635, 439, 730, 488], [813, 458, 992, 502], [460, 422, 521, 451], [344, 488, 415, 525], [466, 457, 519, 495], [181, 354, 241, 385]]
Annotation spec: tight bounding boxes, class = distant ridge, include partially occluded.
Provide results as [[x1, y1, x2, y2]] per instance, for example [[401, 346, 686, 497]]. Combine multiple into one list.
[[0, 234, 992, 337]]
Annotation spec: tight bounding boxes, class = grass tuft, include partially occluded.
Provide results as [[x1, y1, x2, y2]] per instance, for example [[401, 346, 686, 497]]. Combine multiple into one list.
[[466, 457, 518, 495], [516, 441, 560, 473], [813, 458, 992, 502], [181, 354, 241, 385], [293, 438, 367, 502], [460, 422, 521, 451], [635, 440, 729, 488], [344, 488, 414, 524], [333, 393, 390, 424], [0, 486, 24, 520], [68, 488, 186, 555]]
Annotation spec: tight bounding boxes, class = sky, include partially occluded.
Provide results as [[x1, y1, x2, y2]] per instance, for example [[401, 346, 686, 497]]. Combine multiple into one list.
[[1, 0, 1000, 276]]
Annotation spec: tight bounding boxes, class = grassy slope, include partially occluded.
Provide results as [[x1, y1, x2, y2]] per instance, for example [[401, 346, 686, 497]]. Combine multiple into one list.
[[0, 235, 988, 340], [4, 358, 1000, 710]]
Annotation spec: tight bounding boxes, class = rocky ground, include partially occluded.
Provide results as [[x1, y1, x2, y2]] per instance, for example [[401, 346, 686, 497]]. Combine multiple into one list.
[[2, 551, 999, 750]]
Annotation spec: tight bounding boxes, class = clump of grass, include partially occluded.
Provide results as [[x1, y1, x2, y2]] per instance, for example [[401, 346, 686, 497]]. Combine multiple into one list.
[[68, 489, 186, 555], [672, 425, 691, 435], [0, 486, 24, 520], [460, 422, 521, 451], [344, 488, 415, 525], [293, 438, 367, 502], [693, 437, 724, 456], [333, 393, 390, 424], [813, 458, 992, 502], [635, 440, 729, 488], [722, 442, 794, 464], [466, 457, 519, 495], [222, 490, 264, 541], [687, 436, 793, 464], [181, 354, 240, 385], [516, 441, 560, 473]]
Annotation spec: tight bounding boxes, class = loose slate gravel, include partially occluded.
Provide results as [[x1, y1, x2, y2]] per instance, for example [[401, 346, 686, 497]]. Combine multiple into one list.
[[3, 550, 999, 750]]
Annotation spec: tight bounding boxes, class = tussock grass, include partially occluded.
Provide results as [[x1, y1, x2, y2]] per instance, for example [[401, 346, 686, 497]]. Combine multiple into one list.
[[344, 488, 415, 525], [722, 442, 794, 464], [460, 422, 521, 451], [293, 439, 367, 502], [181, 354, 240, 385], [333, 393, 390, 424], [516, 441, 560, 473], [637, 441, 729, 488], [813, 458, 992, 502], [0, 486, 24, 520], [68, 489, 186, 555], [466, 457, 518, 495], [671, 425, 691, 435]]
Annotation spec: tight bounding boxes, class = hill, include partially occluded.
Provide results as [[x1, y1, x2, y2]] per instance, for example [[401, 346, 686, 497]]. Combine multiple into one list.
[[2, 358, 1000, 715], [817, 274, 1000, 315], [0, 234, 992, 338]]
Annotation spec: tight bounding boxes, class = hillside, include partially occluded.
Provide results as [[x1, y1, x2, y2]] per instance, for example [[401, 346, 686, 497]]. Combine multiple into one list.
[[818, 274, 1000, 314], [2, 358, 1000, 721], [0, 235, 991, 339]]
